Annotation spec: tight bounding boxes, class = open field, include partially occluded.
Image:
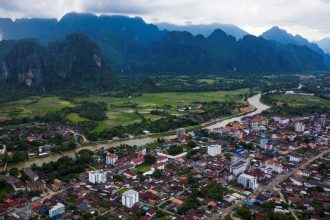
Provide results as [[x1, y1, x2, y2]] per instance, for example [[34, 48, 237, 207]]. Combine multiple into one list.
[[0, 96, 74, 121], [0, 89, 249, 131], [268, 94, 330, 107]]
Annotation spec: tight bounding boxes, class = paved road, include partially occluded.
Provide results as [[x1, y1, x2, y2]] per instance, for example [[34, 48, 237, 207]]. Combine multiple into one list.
[[211, 148, 330, 220], [275, 188, 299, 220]]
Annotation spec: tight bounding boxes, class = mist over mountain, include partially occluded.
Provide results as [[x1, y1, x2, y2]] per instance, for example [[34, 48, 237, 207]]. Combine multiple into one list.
[[315, 38, 330, 53], [0, 13, 328, 87], [157, 23, 249, 39]]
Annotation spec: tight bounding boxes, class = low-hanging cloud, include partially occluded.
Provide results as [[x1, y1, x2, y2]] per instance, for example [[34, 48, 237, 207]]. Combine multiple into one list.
[[0, 0, 329, 40]]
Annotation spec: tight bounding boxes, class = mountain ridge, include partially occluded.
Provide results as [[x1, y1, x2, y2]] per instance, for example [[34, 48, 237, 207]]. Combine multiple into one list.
[[0, 13, 328, 82], [0, 33, 111, 88], [157, 22, 249, 39]]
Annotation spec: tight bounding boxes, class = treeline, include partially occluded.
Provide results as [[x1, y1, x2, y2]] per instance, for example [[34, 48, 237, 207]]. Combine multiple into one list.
[[261, 94, 330, 116], [84, 101, 238, 141]]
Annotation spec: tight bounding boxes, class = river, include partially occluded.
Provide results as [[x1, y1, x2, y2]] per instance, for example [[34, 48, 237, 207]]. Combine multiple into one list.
[[5, 93, 269, 170], [207, 94, 270, 129]]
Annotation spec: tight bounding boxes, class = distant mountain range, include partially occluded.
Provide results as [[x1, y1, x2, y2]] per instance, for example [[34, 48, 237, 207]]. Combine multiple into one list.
[[157, 23, 249, 39], [0, 13, 329, 89], [261, 26, 330, 67], [315, 38, 330, 53]]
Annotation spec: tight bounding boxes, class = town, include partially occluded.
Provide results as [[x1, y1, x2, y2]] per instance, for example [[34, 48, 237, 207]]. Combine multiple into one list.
[[0, 112, 329, 220]]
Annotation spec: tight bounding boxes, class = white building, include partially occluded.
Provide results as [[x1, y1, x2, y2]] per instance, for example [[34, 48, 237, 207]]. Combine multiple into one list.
[[262, 160, 283, 173], [207, 145, 222, 156], [295, 122, 305, 132], [88, 170, 107, 184], [122, 189, 139, 208], [106, 152, 118, 165], [274, 117, 290, 125], [230, 155, 250, 175], [49, 203, 65, 218], [238, 174, 258, 190], [289, 154, 302, 162], [176, 128, 186, 138]]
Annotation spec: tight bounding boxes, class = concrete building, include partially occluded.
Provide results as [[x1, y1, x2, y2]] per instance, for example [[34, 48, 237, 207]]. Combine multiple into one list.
[[259, 138, 269, 149], [176, 128, 186, 138], [295, 122, 305, 132], [122, 189, 139, 208], [106, 152, 118, 165], [238, 173, 258, 190], [250, 116, 268, 127], [23, 167, 39, 181], [289, 154, 302, 162], [88, 170, 107, 184], [262, 160, 283, 173], [49, 203, 65, 218], [230, 155, 250, 175], [207, 145, 222, 156]]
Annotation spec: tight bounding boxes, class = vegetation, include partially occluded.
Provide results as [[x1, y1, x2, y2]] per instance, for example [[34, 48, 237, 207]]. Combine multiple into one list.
[[201, 182, 229, 201], [236, 206, 253, 220], [167, 145, 184, 156], [32, 156, 84, 182], [262, 92, 330, 116]]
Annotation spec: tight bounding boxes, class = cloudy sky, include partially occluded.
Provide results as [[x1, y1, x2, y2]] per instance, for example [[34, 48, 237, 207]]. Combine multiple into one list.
[[0, 0, 329, 41]]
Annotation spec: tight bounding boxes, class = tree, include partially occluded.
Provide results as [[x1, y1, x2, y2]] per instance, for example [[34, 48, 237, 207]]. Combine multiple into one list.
[[224, 214, 233, 220], [144, 154, 156, 165], [224, 152, 233, 160], [76, 149, 94, 164], [236, 206, 253, 220], [9, 168, 19, 178], [152, 169, 164, 179], [187, 141, 197, 149]]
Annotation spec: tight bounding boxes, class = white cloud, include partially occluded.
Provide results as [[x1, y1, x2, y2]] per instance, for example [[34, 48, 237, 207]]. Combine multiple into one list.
[[0, 0, 329, 40]]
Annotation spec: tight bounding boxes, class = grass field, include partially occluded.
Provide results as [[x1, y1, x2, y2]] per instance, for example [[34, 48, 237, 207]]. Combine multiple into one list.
[[0, 96, 74, 121], [269, 94, 330, 107], [134, 164, 151, 174], [0, 89, 249, 131], [66, 113, 87, 122]]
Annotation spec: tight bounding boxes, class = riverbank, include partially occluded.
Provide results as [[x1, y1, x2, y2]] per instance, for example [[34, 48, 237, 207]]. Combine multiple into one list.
[[3, 93, 269, 170]]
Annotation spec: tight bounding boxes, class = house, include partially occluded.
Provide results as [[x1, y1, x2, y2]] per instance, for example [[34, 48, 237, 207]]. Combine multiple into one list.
[[123, 170, 138, 179], [0, 174, 25, 191], [153, 162, 165, 170], [157, 156, 168, 163], [131, 156, 145, 166], [171, 197, 183, 206], [106, 153, 118, 165]]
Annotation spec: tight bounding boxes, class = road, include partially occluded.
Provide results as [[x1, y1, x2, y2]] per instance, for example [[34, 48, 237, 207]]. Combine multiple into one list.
[[275, 188, 299, 220], [211, 148, 330, 220]]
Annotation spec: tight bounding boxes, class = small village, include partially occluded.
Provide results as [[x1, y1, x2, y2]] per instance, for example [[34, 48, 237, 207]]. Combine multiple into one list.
[[0, 113, 329, 220]]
